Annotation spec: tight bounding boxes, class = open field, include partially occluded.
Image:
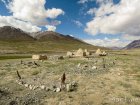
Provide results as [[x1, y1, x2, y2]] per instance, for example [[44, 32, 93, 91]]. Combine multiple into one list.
[[0, 49, 140, 105]]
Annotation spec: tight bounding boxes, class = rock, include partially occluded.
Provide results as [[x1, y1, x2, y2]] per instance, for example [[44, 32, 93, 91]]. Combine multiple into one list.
[[118, 73, 121, 76], [84, 65, 88, 67], [66, 51, 73, 58], [32, 85, 36, 90], [75, 48, 86, 57], [40, 85, 46, 90], [16, 80, 24, 85], [32, 55, 48, 60], [25, 84, 29, 88], [113, 62, 115, 65], [29, 85, 33, 90], [66, 84, 73, 92], [84, 49, 91, 56], [71, 81, 77, 87], [92, 66, 97, 69], [45, 87, 50, 91], [58, 56, 64, 60], [77, 63, 81, 67], [50, 85, 56, 91], [95, 49, 102, 55], [55, 88, 61, 92]]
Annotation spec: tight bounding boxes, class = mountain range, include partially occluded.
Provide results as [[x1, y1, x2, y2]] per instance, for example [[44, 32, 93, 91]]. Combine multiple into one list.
[[0, 26, 106, 53], [124, 40, 140, 49]]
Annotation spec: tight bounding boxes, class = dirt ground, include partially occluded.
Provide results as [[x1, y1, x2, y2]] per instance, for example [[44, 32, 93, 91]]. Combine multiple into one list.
[[0, 50, 140, 105]]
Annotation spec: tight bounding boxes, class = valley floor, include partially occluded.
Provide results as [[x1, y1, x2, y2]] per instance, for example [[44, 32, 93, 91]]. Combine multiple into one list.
[[0, 49, 140, 105]]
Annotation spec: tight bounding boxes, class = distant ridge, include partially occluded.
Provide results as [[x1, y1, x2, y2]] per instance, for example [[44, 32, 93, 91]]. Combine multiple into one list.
[[123, 40, 140, 49], [0, 26, 35, 41], [34, 31, 87, 43], [0, 26, 107, 53]]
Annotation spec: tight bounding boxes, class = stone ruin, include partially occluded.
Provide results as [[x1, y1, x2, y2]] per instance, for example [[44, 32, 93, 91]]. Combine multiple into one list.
[[95, 49, 107, 56], [66, 48, 91, 58], [75, 48, 86, 57], [16, 72, 78, 93], [66, 48, 107, 58], [32, 55, 48, 60]]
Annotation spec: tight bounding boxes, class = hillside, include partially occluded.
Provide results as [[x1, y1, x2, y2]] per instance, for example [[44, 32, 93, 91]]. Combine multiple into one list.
[[0, 26, 107, 53], [124, 40, 140, 49], [0, 26, 35, 41], [34, 31, 85, 43]]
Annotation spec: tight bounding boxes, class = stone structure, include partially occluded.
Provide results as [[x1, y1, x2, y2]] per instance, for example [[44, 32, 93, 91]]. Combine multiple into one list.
[[32, 55, 47, 60], [95, 49, 107, 56], [95, 49, 102, 55], [66, 48, 92, 57], [75, 48, 86, 57]]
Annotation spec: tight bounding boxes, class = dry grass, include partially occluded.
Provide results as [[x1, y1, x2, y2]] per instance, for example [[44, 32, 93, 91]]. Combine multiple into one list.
[[0, 49, 140, 105]]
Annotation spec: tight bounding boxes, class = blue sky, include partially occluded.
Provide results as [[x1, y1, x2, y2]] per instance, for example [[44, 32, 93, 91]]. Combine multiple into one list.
[[0, 0, 140, 47]]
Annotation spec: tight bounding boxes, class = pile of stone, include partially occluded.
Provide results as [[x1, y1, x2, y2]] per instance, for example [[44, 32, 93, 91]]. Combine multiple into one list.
[[66, 48, 91, 58], [95, 49, 107, 56], [16, 79, 77, 92]]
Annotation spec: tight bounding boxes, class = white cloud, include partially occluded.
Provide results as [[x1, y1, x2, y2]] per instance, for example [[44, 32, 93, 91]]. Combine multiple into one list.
[[78, 0, 88, 4], [84, 37, 130, 47], [73, 20, 83, 27], [46, 8, 64, 19], [0, 15, 41, 32], [49, 20, 61, 26], [96, 0, 113, 4], [45, 25, 56, 31], [6, 0, 64, 25], [78, 0, 95, 4], [122, 34, 140, 41], [85, 0, 140, 37], [87, 8, 96, 15], [0, 0, 64, 32]]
